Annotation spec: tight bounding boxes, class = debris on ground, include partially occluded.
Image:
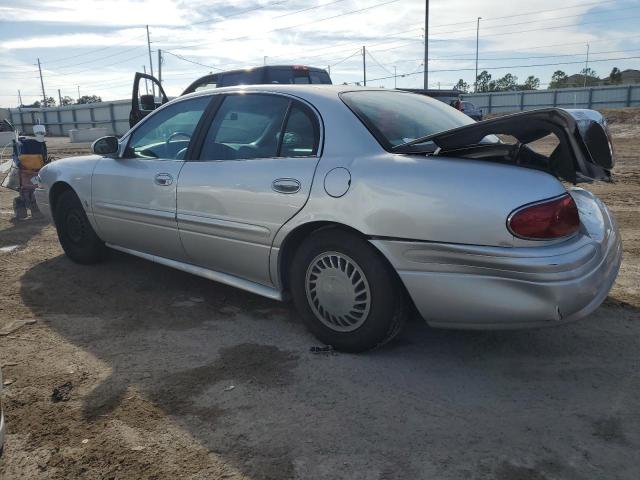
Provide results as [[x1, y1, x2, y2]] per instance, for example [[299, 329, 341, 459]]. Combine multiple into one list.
[[3, 379, 14, 386], [51, 381, 73, 403], [0, 245, 19, 253], [0, 318, 37, 336], [223, 385, 235, 392], [310, 345, 333, 354]]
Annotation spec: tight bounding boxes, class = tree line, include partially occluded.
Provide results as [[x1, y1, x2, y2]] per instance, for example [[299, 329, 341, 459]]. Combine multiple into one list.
[[454, 67, 625, 93], [20, 94, 102, 108]]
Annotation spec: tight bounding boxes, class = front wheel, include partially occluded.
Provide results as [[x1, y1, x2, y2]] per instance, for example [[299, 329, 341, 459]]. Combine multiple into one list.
[[290, 229, 405, 352], [54, 190, 106, 264]]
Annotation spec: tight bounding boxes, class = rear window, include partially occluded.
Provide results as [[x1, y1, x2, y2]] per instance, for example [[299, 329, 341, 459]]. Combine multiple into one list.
[[219, 70, 263, 86], [341, 90, 475, 150]]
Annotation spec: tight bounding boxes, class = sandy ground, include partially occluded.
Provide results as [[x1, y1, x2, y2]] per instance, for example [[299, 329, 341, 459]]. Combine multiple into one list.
[[0, 114, 639, 479]]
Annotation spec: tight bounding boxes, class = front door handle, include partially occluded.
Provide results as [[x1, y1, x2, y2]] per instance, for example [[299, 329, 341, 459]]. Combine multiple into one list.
[[272, 178, 301, 194], [155, 173, 173, 186]]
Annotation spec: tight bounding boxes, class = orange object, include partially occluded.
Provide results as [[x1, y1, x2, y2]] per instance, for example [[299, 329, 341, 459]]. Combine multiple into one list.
[[19, 154, 45, 170]]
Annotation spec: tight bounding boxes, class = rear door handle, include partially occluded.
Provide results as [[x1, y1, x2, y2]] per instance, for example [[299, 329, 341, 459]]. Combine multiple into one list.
[[155, 173, 173, 186], [272, 178, 301, 194]]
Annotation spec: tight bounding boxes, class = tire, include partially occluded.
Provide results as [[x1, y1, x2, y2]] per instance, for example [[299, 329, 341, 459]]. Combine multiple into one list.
[[54, 190, 106, 264], [290, 228, 405, 352]]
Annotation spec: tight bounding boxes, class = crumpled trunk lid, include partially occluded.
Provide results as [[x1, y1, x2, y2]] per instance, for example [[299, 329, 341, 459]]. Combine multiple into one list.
[[399, 108, 614, 184]]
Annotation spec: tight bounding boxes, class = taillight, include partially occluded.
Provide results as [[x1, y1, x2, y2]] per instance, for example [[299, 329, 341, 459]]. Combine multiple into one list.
[[508, 194, 579, 240]]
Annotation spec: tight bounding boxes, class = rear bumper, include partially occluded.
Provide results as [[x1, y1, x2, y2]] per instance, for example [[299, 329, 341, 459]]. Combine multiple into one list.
[[371, 189, 622, 329]]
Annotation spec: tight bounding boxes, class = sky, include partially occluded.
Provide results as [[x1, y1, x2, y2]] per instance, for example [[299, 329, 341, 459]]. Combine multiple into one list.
[[0, 0, 639, 107]]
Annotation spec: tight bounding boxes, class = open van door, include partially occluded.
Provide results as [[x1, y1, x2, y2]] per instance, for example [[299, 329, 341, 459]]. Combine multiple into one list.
[[129, 72, 168, 128]]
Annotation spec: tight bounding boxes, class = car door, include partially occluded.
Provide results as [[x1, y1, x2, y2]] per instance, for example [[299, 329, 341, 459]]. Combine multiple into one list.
[[177, 93, 322, 285], [129, 72, 169, 128], [92, 95, 212, 261]]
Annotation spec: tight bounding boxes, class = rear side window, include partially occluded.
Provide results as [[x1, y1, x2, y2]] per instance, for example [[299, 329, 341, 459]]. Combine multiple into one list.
[[199, 95, 320, 160], [280, 104, 319, 157], [200, 94, 289, 160], [341, 90, 474, 150]]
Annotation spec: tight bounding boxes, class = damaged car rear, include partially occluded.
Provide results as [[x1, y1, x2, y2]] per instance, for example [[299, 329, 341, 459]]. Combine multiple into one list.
[[36, 86, 621, 352], [340, 91, 621, 336]]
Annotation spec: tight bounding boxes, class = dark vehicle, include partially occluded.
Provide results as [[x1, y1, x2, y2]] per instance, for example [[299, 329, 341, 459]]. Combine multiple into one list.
[[449, 100, 483, 121], [130, 65, 332, 127], [461, 101, 483, 121], [399, 88, 460, 106]]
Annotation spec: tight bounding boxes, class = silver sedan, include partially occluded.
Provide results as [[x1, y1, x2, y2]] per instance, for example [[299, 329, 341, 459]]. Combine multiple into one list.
[[34, 85, 621, 351]]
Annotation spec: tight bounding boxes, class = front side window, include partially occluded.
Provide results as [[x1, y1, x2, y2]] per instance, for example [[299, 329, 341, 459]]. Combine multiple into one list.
[[341, 91, 475, 151], [200, 94, 289, 160], [126, 96, 211, 160]]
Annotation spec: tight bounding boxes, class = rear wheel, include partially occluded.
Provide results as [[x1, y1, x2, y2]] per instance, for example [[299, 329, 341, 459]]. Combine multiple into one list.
[[54, 190, 106, 264], [290, 229, 405, 352]]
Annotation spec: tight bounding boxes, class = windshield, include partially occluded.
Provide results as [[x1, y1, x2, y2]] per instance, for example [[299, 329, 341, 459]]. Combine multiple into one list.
[[341, 90, 476, 151]]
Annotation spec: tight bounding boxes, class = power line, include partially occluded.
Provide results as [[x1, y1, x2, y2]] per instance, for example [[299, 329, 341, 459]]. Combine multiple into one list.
[[42, 33, 147, 65], [169, 0, 403, 50], [428, 5, 640, 38], [163, 50, 225, 71], [361, 55, 640, 83], [329, 50, 363, 67], [425, 0, 619, 31], [366, 50, 394, 75]]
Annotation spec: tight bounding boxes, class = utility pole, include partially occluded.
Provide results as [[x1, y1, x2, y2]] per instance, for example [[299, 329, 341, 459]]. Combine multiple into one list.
[[327, 65, 331, 76], [143, 65, 149, 95], [264, 56, 267, 66], [146, 25, 155, 97], [18, 90, 23, 107], [362, 46, 366, 86], [158, 49, 163, 86], [424, 0, 429, 89], [37, 58, 47, 107], [77, 85, 81, 103], [394, 66, 397, 89], [58, 89, 63, 106], [474, 17, 481, 93], [583, 43, 590, 88]]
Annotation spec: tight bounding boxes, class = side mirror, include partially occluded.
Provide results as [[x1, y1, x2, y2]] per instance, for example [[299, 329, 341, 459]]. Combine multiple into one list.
[[92, 136, 119, 155]]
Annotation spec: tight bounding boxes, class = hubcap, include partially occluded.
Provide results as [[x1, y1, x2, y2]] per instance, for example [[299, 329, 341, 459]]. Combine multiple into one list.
[[66, 211, 85, 243], [305, 251, 371, 332]]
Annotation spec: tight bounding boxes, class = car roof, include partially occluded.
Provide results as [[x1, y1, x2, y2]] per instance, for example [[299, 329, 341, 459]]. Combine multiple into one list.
[[180, 84, 413, 101]]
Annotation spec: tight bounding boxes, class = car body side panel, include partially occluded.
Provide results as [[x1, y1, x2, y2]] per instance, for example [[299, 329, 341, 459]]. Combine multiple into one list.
[[33, 155, 101, 229], [177, 156, 319, 285], [91, 158, 187, 261], [371, 188, 621, 328]]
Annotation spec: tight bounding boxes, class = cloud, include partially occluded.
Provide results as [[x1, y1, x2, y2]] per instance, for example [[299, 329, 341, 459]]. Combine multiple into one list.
[[0, 0, 639, 104]]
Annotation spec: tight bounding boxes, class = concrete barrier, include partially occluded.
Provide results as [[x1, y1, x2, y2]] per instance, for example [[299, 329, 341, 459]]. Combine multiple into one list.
[[69, 127, 109, 143]]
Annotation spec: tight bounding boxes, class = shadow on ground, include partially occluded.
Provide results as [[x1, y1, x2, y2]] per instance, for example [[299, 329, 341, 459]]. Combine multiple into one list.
[[17, 251, 640, 479], [0, 216, 49, 247]]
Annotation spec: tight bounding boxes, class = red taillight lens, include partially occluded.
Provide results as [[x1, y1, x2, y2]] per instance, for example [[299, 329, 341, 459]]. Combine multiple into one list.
[[508, 194, 580, 240]]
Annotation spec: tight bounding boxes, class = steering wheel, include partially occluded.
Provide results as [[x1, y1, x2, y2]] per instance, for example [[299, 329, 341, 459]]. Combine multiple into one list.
[[166, 131, 192, 145]]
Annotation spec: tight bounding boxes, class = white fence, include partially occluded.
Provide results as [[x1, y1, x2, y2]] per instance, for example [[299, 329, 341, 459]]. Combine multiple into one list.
[[6, 100, 131, 137], [462, 84, 640, 114], [4, 84, 640, 136]]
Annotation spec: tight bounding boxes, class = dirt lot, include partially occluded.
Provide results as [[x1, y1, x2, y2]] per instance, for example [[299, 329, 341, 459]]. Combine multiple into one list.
[[0, 113, 639, 479]]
